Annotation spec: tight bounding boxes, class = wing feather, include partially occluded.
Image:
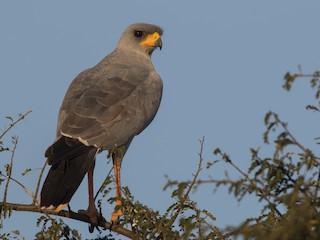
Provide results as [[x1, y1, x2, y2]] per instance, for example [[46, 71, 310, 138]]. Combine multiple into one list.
[[57, 61, 162, 149]]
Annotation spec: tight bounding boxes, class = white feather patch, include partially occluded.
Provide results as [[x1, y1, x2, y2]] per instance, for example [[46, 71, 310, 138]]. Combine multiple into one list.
[[60, 131, 90, 146]]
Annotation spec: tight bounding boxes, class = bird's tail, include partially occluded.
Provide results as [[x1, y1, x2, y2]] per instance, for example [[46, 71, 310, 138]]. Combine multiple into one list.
[[40, 137, 97, 211]]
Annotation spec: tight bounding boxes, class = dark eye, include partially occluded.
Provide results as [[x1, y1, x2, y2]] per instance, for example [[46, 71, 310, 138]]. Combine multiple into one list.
[[134, 30, 143, 38]]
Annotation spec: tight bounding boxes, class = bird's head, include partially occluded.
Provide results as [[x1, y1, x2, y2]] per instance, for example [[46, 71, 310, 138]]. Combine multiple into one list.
[[117, 23, 163, 56]]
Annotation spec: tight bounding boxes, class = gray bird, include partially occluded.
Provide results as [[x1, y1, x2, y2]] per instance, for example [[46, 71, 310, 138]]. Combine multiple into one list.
[[40, 23, 163, 227]]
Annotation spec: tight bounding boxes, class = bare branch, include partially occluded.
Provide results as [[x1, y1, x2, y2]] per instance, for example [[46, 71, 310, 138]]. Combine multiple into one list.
[[0, 110, 32, 140], [164, 176, 250, 191], [0, 172, 33, 199], [3, 136, 18, 202], [33, 161, 48, 205]]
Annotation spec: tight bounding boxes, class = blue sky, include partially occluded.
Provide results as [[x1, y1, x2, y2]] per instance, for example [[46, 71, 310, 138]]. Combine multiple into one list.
[[1, 1, 320, 239]]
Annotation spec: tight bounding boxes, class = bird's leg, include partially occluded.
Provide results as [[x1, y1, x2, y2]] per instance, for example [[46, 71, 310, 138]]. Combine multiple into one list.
[[111, 148, 124, 221], [79, 160, 105, 229]]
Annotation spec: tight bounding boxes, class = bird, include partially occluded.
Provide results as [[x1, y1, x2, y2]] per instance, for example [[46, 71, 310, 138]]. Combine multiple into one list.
[[39, 23, 163, 227]]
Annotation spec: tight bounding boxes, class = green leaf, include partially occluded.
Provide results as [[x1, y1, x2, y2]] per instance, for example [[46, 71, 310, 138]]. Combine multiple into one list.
[[283, 72, 297, 91], [22, 168, 31, 176], [306, 105, 319, 111], [5, 116, 13, 122], [213, 148, 221, 155]]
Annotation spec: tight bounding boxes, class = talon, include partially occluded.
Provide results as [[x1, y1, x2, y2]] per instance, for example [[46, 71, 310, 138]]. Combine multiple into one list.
[[89, 224, 95, 233], [79, 206, 105, 227]]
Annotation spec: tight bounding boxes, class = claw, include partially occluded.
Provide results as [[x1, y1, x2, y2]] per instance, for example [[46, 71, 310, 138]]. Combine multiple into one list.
[[79, 206, 106, 232], [78, 208, 99, 225]]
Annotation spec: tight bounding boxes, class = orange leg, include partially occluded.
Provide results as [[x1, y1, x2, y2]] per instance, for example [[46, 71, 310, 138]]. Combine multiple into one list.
[[111, 151, 123, 221]]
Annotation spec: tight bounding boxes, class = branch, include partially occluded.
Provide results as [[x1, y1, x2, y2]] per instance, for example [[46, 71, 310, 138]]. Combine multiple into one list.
[[313, 171, 320, 210], [278, 117, 307, 153], [215, 149, 283, 217], [0, 172, 33, 199], [0, 202, 142, 240], [0, 110, 32, 139], [163, 177, 249, 192], [3, 136, 18, 203], [33, 161, 48, 205], [167, 137, 205, 228], [226, 158, 282, 217]]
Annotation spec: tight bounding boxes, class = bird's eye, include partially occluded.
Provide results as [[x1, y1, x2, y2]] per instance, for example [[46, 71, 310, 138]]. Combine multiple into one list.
[[134, 30, 143, 38]]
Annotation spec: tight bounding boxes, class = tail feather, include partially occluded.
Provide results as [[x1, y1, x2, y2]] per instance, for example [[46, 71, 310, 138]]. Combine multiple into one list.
[[40, 136, 97, 209]]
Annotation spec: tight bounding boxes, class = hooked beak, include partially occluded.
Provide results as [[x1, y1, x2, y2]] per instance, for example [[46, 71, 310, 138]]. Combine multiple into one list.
[[155, 38, 163, 50]]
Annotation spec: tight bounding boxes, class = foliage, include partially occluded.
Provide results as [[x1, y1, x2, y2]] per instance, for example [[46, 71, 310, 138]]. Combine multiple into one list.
[[0, 230, 25, 240], [106, 152, 223, 239], [211, 67, 320, 239], [209, 110, 320, 240], [35, 216, 82, 240], [1, 68, 320, 239]]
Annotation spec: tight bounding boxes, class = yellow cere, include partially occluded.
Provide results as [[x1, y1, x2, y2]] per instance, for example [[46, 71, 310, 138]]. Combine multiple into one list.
[[140, 32, 161, 47]]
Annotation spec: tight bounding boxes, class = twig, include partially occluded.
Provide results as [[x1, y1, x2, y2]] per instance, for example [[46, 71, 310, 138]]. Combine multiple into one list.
[[167, 137, 205, 228], [221, 228, 241, 239], [94, 166, 113, 201], [293, 73, 320, 78], [313, 170, 320, 211], [0, 110, 32, 140], [278, 119, 307, 152], [277, 117, 319, 207], [3, 136, 18, 202], [202, 218, 223, 238], [0, 172, 33, 198], [33, 160, 48, 205], [225, 157, 282, 217], [164, 178, 249, 190], [196, 211, 202, 237], [0, 202, 143, 240]]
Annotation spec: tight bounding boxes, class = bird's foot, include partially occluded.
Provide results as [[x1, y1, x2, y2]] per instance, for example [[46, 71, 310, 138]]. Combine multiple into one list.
[[78, 206, 105, 232], [110, 200, 123, 222], [111, 208, 123, 222]]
